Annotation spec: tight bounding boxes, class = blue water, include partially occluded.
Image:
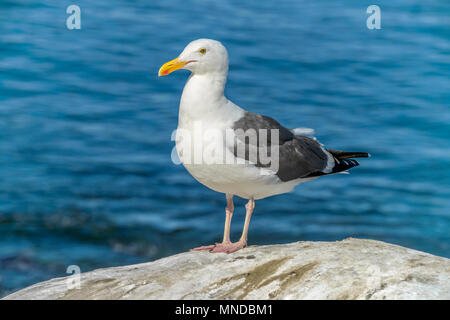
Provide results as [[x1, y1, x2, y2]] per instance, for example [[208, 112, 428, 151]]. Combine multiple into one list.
[[0, 0, 449, 297]]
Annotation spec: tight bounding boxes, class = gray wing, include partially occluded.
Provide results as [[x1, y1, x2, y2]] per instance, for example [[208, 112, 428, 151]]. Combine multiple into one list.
[[232, 112, 331, 182]]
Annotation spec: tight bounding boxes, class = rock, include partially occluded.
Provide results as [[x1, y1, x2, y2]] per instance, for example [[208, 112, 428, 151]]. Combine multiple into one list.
[[3, 238, 449, 300]]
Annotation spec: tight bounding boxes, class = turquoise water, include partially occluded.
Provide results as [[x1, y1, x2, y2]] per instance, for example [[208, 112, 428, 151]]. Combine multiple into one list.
[[0, 0, 449, 296]]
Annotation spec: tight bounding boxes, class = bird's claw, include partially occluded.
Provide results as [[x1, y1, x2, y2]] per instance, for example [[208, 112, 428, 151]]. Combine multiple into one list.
[[191, 241, 246, 254], [190, 244, 217, 251]]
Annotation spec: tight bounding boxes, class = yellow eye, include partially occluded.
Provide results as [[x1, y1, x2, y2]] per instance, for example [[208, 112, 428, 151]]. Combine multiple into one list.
[[199, 48, 206, 54]]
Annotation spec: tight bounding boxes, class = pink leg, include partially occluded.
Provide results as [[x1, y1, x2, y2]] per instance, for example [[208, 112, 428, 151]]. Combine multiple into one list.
[[222, 194, 234, 243], [191, 194, 234, 252], [191, 197, 256, 254], [239, 198, 255, 245], [209, 198, 255, 254]]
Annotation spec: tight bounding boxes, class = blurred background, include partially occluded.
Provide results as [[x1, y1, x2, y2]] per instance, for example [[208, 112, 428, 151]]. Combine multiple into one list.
[[0, 0, 449, 297]]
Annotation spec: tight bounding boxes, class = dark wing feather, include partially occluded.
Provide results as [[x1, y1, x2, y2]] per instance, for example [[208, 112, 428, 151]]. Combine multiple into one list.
[[232, 112, 330, 181]]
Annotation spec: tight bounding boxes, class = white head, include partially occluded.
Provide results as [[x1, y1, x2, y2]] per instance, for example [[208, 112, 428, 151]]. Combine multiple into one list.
[[159, 39, 228, 76]]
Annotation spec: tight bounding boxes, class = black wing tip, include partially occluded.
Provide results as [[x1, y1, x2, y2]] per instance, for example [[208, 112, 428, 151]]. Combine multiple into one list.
[[326, 149, 371, 160], [304, 158, 360, 178], [343, 158, 360, 167], [359, 152, 371, 158], [331, 158, 360, 174]]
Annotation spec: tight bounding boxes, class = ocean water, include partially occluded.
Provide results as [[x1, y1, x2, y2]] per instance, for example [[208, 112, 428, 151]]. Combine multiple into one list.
[[0, 0, 449, 297]]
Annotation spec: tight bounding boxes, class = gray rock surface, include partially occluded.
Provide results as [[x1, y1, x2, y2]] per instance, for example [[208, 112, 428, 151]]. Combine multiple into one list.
[[3, 238, 449, 300]]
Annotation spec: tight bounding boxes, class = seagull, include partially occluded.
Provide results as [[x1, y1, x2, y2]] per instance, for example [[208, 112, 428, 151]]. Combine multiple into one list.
[[159, 39, 369, 253]]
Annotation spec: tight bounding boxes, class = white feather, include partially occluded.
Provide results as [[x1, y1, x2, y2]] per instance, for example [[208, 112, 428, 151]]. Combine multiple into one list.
[[292, 127, 315, 137]]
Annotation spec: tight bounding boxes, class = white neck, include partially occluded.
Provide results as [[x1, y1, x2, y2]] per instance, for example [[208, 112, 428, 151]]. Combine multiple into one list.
[[178, 72, 232, 126], [182, 72, 227, 104]]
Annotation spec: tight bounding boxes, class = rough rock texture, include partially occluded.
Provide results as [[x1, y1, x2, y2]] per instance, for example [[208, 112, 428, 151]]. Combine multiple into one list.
[[3, 238, 450, 300]]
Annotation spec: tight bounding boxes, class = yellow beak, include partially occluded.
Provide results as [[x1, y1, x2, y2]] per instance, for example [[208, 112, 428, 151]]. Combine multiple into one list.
[[158, 57, 189, 76]]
